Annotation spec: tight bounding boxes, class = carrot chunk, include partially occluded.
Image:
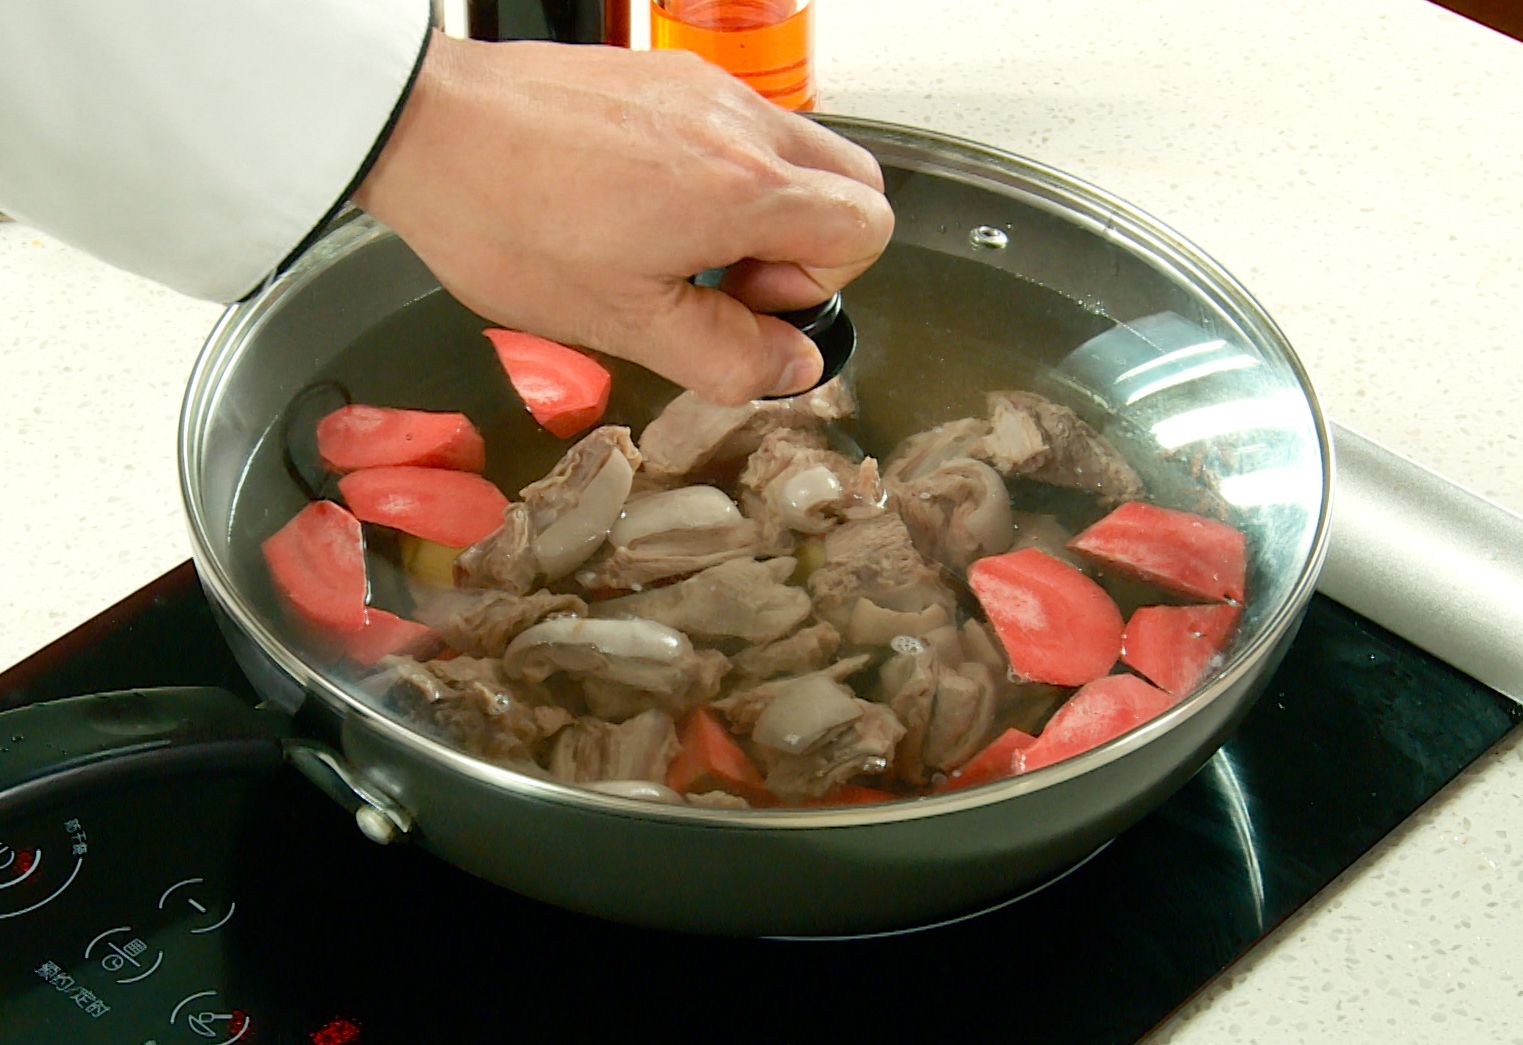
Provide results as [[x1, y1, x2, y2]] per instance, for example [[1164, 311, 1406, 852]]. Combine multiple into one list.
[[1018, 674, 1178, 773], [485, 328, 611, 439], [316, 405, 485, 473], [1068, 501, 1247, 603], [934, 727, 1039, 792], [341, 609, 441, 667], [338, 466, 508, 548], [968, 548, 1124, 687], [260, 501, 368, 633], [1121, 603, 1241, 698], [668, 706, 767, 800]]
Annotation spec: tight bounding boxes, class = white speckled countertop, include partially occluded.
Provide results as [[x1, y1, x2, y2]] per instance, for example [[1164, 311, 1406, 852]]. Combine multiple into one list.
[[3, 0, 1521, 1039]]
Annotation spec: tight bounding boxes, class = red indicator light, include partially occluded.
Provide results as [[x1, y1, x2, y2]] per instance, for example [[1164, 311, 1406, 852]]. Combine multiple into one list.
[[13, 850, 35, 875], [229, 1011, 250, 1035], [310, 1017, 363, 1045]]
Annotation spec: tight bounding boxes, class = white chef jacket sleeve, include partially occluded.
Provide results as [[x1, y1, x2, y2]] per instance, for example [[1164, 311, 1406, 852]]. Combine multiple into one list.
[[0, 0, 433, 302]]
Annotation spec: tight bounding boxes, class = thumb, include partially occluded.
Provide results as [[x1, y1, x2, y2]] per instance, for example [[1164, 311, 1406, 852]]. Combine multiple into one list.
[[621, 283, 824, 405]]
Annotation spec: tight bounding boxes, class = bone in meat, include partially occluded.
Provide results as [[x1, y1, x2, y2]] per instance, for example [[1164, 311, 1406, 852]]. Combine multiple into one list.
[[980, 391, 1144, 507], [547, 708, 679, 784]]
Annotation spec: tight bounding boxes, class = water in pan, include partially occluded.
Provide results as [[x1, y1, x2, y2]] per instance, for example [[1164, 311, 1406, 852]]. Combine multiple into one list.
[[226, 240, 1273, 802]]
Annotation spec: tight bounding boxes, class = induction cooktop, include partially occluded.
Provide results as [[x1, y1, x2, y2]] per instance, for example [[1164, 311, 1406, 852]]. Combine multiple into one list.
[[1, 552, 1517, 1045]]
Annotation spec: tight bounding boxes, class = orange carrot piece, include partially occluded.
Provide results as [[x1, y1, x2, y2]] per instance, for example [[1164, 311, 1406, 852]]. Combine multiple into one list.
[[338, 466, 508, 548], [316, 405, 485, 473], [1068, 501, 1247, 603], [934, 727, 1039, 792], [1121, 603, 1241, 697], [485, 328, 611, 439], [968, 548, 1124, 687], [668, 707, 767, 799], [1018, 674, 1178, 774], [261, 501, 368, 633]]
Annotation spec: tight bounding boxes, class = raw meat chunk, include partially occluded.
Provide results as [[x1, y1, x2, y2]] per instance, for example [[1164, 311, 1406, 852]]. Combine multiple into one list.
[[417, 588, 587, 658], [712, 655, 901, 800], [453, 502, 538, 594], [877, 630, 998, 784], [738, 428, 885, 537], [728, 621, 843, 686], [503, 617, 728, 721], [638, 379, 856, 480], [888, 456, 1014, 570], [520, 426, 641, 579], [712, 655, 874, 734], [384, 654, 573, 769], [980, 391, 1144, 507], [574, 485, 785, 592], [882, 418, 994, 484], [807, 514, 958, 637], [590, 556, 811, 646], [547, 708, 679, 784], [757, 700, 906, 801]]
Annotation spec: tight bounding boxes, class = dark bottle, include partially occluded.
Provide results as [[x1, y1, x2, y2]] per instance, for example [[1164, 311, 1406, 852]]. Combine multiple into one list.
[[434, 0, 629, 46]]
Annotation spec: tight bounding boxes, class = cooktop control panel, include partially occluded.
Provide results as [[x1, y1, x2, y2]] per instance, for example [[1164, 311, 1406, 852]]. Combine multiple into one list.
[[1, 769, 378, 1045]]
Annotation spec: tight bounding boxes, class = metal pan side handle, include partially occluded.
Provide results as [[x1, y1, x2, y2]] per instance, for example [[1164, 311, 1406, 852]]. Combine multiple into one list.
[[284, 739, 416, 846]]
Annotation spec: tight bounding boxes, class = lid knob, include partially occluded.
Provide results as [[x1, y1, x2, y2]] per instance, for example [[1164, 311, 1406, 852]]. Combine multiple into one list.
[[762, 291, 857, 400]]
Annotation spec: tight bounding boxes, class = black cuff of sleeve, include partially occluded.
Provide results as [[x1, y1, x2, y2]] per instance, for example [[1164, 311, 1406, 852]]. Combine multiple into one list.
[[247, 20, 433, 301]]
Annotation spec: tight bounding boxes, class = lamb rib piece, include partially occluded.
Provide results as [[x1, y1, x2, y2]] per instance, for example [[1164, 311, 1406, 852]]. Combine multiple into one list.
[[590, 556, 812, 646], [980, 391, 1144, 507], [807, 514, 958, 640], [547, 708, 679, 785], [637, 379, 856, 480], [503, 617, 729, 722], [383, 654, 573, 771]]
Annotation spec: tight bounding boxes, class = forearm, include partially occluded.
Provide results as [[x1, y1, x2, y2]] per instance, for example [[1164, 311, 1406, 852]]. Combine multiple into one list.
[[0, 0, 431, 302]]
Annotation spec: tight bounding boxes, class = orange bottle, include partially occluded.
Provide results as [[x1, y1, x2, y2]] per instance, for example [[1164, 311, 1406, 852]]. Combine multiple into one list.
[[650, 0, 816, 111]]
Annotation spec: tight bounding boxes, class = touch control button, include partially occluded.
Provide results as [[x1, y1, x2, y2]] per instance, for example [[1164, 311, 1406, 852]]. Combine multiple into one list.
[[83, 925, 165, 984], [169, 990, 251, 1044], [158, 877, 235, 934]]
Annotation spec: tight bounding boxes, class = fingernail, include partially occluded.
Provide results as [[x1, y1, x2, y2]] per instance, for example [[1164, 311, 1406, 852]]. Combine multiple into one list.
[[771, 351, 823, 398]]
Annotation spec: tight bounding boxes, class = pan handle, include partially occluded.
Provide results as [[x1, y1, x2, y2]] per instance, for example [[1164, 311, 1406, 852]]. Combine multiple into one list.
[[0, 687, 287, 819], [284, 739, 415, 845], [0, 688, 414, 848]]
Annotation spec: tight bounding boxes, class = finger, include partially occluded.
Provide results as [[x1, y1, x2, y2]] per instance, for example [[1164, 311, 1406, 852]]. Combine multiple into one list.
[[735, 166, 895, 275], [618, 283, 824, 405], [720, 259, 829, 313], [771, 114, 886, 192]]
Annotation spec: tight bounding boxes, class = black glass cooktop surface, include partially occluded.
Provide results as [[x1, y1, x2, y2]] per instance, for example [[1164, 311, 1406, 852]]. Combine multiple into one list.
[[1, 563, 1518, 1044]]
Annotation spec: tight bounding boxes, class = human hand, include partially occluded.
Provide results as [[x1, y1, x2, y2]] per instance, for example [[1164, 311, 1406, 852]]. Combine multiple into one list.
[[351, 33, 893, 405]]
